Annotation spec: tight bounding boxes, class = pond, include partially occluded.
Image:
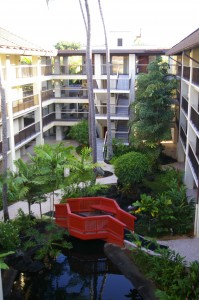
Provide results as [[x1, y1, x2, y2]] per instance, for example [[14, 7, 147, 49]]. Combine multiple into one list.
[[11, 238, 143, 300]]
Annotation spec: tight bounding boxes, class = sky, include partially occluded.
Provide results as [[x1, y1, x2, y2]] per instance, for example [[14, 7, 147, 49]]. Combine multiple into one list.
[[0, 0, 198, 49]]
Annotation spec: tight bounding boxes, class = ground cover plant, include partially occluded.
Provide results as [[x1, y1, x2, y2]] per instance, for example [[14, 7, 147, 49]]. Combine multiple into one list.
[[130, 246, 199, 299]]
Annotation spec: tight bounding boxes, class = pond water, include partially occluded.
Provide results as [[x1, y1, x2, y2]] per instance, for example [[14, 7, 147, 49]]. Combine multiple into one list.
[[12, 239, 143, 300]]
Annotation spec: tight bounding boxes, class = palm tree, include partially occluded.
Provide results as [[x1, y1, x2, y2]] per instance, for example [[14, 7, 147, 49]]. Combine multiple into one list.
[[98, 0, 113, 161], [79, 0, 97, 163], [0, 69, 9, 220]]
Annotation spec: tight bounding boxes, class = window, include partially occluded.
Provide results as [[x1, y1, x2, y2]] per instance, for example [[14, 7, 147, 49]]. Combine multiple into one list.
[[117, 38, 123, 46]]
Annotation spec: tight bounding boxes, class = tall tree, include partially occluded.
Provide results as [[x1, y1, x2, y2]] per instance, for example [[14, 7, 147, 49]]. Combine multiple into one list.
[[98, 0, 113, 161], [0, 69, 9, 220], [79, 0, 97, 163], [130, 57, 177, 149]]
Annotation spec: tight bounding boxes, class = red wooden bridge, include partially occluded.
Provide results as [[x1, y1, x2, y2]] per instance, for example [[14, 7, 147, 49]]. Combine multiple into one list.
[[55, 197, 136, 246]]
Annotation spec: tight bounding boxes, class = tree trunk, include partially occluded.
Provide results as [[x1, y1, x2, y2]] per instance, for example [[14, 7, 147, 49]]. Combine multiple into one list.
[[79, 0, 97, 163], [0, 70, 9, 221], [98, 0, 113, 161]]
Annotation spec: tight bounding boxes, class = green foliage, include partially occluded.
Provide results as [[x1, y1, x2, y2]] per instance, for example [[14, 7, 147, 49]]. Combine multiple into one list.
[[63, 183, 108, 199], [23, 220, 72, 259], [68, 120, 89, 146], [131, 247, 199, 299], [130, 57, 177, 149], [0, 221, 21, 251], [112, 138, 134, 159], [54, 41, 81, 50], [0, 251, 14, 270], [134, 169, 195, 235], [13, 209, 36, 233], [114, 151, 152, 187]]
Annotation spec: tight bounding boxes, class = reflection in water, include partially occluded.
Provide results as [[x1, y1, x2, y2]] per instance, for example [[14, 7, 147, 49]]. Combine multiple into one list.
[[13, 239, 143, 300]]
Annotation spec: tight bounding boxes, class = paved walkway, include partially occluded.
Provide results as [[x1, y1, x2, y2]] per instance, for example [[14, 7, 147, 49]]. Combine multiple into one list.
[[158, 237, 199, 265]]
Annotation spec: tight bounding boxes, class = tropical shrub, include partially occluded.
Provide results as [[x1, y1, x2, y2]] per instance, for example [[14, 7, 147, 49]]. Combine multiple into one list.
[[68, 120, 89, 146], [131, 247, 199, 299], [134, 169, 195, 235], [0, 221, 21, 251], [114, 151, 152, 188]]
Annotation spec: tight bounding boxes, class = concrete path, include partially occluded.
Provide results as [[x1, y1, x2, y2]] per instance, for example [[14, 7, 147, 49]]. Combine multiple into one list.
[[158, 237, 199, 265]]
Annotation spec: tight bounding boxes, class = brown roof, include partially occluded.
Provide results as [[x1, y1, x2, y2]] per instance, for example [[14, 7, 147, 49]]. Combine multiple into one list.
[[0, 27, 55, 55], [166, 28, 199, 56]]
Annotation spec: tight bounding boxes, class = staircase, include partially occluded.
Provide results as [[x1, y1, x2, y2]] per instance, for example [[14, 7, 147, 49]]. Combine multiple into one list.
[[115, 120, 129, 144], [116, 96, 129, 116]]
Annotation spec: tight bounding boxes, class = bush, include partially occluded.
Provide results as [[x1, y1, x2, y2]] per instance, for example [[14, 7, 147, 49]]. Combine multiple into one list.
[[134, 169, 195, 236], [114, 151, 152, 188], [131, 247, 199, 299], [68, 120, 89, 146], [0, 220, 21, 251]]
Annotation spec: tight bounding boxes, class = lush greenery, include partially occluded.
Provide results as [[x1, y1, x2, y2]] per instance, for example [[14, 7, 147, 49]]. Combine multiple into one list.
[[0, 142, 96, 214], [54, 41, 81, 50], [130, 57, 177, 149], [131, 246, 199, 299], [133, 168, 195, 236], [68, 120, 89, 147], [113, 151, 152, 193], [0, 210, 72, 260]]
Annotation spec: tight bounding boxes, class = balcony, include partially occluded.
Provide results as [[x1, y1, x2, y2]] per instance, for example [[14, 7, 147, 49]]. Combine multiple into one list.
[[42, 112, 56, 126], [41, 89, 54, 102], [11, 65, 37, 79], [180, 126, 187, 149], [95, 104, 129, 119], [190, 107, 199, 132], [59, 64, 88, 75], [14, 122, 40, 146], [13, 95, 39, 114], [183, 66, 190, 81], [41, 65, 53, 76], [192, 67, 199, 87], [188, 145, 199, 180], [101, 64, 128, 75], [181, 96, 188, 115], [59, 87, 88, 99], [42, 111, 88, 127], [0, 138, 10, 155]]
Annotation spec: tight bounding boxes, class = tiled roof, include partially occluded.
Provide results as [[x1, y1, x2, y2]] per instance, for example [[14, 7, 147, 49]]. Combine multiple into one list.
[[0, 27, 54, 55], [166, 28, 199, 56]]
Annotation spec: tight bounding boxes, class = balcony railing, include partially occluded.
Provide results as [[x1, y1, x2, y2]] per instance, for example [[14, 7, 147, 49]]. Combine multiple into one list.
[[11, 65, 37, 79], [188, 145, 199, 180], [192, 67, 199, 87], [42, 111, 88, 127], [181, 96, 188, 115], [59, 88, 88, 99], [180, 126, 187, 149], [95, 105, 129, 117], [183, 66, 190, 81], [57, 111, 89, 121], [13, 95, 39, 114], [0, 138, 10, 155], [14, 122, 40, 146], [41, 65, 53, 76], [42, 112, 56, 126], [190, 107, 199, 132], [41, 89, 54, 102], [59, 64, 88, 75], [101, 64, 128, 75]]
